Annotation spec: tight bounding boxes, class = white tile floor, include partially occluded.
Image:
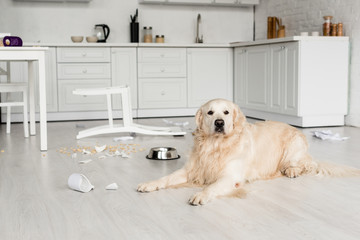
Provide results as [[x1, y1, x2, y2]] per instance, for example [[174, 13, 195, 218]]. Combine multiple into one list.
[[0, 117, 360, 240]]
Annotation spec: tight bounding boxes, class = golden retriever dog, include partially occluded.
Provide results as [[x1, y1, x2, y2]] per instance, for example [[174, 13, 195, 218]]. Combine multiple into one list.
[[137, 99, 360, 205]]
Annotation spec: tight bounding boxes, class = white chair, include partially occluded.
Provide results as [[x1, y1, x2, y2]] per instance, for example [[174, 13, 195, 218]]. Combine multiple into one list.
[[0, 62, 29, 138], [72, 86, 186, 139], [0, 83, 29, 137]]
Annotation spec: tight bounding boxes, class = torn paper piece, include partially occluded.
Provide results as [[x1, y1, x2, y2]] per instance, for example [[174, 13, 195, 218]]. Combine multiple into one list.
[[163, 119, 189, 127], [79, 159, 92, 164], [95, 145, 107, 153], [105, 183, 118, 190], [113, 136, 134, 142], [312, 130, 349, 141], [82, 149, 91, 155], [105, 152, 115, 157], [72, 153, 77, 159], [115, 150, 130, 158], [98, 155, 106, 159]]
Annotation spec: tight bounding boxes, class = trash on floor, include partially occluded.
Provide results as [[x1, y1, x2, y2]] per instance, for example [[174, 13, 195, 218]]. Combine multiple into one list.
[[75, 123, 86, 128], [57, 143, 146, 159], [113, 136, 134, 142], [162, 119, 189, 127], [105, 183, 118, 190], [68, 173, 94, 193], [95, 145, 107, 153], [312, 130, 349, 141], [79, 159, 92, 164]]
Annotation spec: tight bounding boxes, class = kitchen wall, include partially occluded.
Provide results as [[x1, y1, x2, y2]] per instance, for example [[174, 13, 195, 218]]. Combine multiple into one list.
[[0, 0, 253, 44], [255, 0, 360, 127]]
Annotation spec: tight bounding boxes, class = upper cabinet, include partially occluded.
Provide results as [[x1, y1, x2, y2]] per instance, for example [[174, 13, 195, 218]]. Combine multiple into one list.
[[138, 0, 259, 7]]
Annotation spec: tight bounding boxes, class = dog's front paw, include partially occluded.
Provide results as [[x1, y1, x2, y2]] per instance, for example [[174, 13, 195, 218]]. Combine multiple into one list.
[[137, 180, 164, 193], [188, 191, 212, 206]]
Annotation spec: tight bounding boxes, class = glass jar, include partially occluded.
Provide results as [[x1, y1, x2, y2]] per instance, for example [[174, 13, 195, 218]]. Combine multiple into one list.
[[155, 35, 165, 43], [323, 16, 333, 36], [143, 26, 152, 43]]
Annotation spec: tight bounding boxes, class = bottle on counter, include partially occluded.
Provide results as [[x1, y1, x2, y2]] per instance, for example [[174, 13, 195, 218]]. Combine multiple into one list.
[[331, 23, 337, 36], [323, 16, 333, 36], [337, 22, 344, 36], [143, 26, 153, 43]]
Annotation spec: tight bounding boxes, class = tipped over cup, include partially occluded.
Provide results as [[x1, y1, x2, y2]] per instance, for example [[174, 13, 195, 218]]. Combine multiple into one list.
[[68, 173, 94, 193]]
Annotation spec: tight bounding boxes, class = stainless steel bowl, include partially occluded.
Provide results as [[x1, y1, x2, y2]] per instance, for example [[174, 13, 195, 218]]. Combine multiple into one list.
[[146, 147, 180, 160]]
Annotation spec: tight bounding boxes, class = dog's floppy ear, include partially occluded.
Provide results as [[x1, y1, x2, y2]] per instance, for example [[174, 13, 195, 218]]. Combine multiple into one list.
[[233, 104, 246, 131], [195, 108, 203, 130]]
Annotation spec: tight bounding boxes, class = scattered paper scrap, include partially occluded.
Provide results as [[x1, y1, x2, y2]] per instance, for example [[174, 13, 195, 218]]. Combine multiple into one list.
[[105, 183, 118, 190], [312, 130, 349, 141], [163, 119, 189, 127], [113, 136, 134, 142], [98, 155, 106, 159], [68, 173, 94, 193], [57, 143, 145, 158], [95, 145, 107, 153], [79, 159, 92, 164]]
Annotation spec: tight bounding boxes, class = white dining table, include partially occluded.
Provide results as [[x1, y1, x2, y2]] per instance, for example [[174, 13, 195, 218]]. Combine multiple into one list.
[[0, 47, 48, 151]]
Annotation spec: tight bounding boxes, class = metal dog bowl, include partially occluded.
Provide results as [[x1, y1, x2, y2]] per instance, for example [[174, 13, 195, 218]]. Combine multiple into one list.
[[146, 147, 180, 160]]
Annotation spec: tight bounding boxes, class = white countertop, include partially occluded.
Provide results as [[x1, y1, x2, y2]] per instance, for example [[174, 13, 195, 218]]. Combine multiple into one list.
[[230, 36, 349, 47], [24, 42, 231, 48]]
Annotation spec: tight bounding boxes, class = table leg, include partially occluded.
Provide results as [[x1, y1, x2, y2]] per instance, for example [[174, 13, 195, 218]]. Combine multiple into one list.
[[38, 54, 47, 151], [28, 61, 36, 135]]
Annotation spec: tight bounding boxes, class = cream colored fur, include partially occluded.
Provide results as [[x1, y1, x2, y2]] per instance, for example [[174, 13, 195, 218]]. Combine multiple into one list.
[[137, 99, 360, 205]]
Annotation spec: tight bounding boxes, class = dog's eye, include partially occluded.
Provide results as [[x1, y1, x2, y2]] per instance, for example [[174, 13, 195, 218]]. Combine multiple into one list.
[[207, 111, 214, 115], [224, 110, 229, 115]]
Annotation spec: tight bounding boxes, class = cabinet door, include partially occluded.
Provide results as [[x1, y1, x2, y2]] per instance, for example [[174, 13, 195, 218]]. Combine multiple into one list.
[[111, 48, 137, 109], [283, 42, 298, 115], [234, 47, 247, 107], [187, 48, 233, 108], [270, 43, 298, 116], [269, 44, 285, 113], [245, 45, 269, 111]]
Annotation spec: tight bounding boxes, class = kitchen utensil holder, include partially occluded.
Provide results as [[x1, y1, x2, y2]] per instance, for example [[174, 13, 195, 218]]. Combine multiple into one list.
[[130, 22, 139, 43]]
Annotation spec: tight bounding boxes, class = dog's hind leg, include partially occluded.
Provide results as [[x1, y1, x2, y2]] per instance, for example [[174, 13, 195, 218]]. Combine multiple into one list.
[[279, 133, 318, 178]]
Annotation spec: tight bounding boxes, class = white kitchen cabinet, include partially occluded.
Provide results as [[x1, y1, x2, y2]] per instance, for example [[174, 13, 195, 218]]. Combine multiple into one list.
[[57, 47, 111, 112], [234, 37, 349, 127], [111, 48, 137, 110], [187, 48, 233, 108], [138, 78, 187, 108], [139, 0, 259, 6], [138, 47, 187, 109]]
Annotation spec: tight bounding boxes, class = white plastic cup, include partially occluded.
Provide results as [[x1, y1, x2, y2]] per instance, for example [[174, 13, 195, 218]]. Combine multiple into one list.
[[68, 173, 94, 193]]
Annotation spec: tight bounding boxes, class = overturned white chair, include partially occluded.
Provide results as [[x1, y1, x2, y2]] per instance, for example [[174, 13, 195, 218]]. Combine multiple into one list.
[[72, 86, 186, 139]]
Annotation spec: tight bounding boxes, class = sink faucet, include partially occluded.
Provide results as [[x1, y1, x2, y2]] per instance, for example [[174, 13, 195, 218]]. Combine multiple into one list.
[[195, 14, 203, 43]]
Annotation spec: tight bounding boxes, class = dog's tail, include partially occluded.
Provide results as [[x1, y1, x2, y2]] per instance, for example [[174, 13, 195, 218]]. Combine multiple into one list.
[[310, 161, 360, 177]]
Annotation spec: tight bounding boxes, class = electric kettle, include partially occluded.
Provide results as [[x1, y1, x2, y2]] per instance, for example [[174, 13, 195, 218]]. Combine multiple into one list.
[[94, 24, 110, 42]]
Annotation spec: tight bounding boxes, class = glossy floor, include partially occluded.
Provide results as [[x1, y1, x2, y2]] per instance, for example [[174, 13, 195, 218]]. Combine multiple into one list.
[[0, 117, 360, 240]]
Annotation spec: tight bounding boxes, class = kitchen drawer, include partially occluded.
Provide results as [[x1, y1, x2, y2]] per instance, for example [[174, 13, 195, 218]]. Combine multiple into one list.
[[58, 79, 111, 111], [138, 48, 186, 63], [138, 62, 186, 78], [138, 78, 187, 108], [57, 63, 111, 79], [57, 47, 111, 62]]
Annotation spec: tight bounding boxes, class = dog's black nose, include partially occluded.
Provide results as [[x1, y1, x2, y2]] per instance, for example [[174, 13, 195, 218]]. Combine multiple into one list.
[[215, 119, 224, 127]]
